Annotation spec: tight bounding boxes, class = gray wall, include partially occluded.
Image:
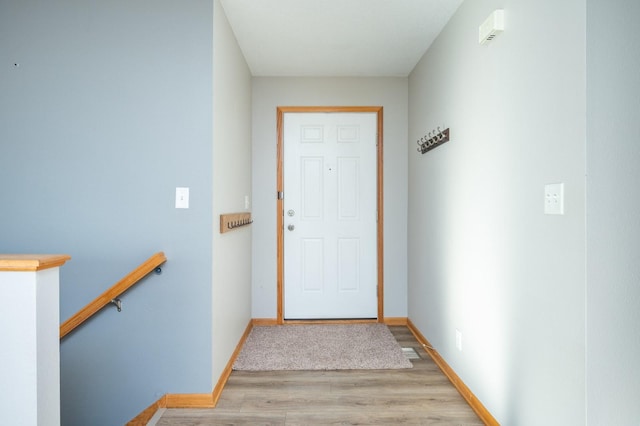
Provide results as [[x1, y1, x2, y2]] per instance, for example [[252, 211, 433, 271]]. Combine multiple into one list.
[[0, 1, 214, 424], [212, 0, 253, 382], [251, 77, 408, 319], [408, 0, 586, 424], [586, 0, 640, 423]]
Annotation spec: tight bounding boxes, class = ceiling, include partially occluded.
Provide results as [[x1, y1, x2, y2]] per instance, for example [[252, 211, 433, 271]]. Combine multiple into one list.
[[219, 0, 464, 77]]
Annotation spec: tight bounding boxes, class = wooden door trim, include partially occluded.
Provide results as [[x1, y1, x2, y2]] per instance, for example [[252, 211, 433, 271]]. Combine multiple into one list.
[[276, 106, 384, 324]]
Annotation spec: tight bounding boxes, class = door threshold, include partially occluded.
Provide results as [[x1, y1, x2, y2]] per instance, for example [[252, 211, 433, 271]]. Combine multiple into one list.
[[282, 318, 379, 325]]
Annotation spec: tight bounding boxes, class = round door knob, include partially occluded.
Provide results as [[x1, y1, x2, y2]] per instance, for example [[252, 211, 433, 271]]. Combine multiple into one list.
[[287, 224, 295, 231]]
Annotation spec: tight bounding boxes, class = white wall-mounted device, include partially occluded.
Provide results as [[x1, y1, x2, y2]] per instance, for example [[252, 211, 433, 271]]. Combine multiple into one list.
[[479, 9, 504, 45]]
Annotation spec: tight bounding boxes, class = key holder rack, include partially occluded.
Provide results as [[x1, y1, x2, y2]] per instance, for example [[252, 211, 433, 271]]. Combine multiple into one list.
[[417, 127, 450, 154], [220, 212, 253, 233]]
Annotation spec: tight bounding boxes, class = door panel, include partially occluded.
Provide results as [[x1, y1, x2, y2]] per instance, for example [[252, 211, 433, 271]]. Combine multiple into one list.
[[283, 112, 377, 319], [301, 238, 323, 292], [337, 157, 360, 219], [338, 238, 360, 292], [301, 157, 324, 219]]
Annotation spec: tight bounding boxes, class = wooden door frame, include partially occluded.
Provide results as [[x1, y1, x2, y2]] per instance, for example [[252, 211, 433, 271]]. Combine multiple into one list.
[[276, 106, 384, 324]]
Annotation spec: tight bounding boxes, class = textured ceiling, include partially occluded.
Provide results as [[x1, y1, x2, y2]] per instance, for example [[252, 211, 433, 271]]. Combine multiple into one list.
[[219, 0, 463, 77]]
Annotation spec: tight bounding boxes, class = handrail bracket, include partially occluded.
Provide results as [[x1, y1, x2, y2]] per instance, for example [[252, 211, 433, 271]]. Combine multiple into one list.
[[110, 298, 122, 312]]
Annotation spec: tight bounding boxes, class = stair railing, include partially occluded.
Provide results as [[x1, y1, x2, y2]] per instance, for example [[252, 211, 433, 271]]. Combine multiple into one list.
[[60, 252, 167, 339]]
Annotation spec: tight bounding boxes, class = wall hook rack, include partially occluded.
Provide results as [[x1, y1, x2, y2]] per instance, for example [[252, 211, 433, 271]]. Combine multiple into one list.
[[417, 126, 450, 154], [220, 212, 253, 233]]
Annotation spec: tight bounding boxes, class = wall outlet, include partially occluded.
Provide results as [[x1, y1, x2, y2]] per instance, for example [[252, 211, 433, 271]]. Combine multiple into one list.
[[456, 329, 463, 352], [544, 183, 564, 215]]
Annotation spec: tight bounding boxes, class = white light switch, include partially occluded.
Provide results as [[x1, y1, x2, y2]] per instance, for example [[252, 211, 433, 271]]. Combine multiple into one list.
[[544, 183, 564, 215], [175, 187, 189, 209], [244, 195, 250, 210]]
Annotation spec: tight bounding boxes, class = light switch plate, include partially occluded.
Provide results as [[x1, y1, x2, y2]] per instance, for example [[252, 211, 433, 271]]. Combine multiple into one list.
[[544, 183, 564, 215], [176, 187, 189, 209]]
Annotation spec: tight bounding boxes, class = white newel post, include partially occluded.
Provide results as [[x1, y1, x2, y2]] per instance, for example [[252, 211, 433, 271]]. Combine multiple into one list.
[[0, 255, 71, 426]]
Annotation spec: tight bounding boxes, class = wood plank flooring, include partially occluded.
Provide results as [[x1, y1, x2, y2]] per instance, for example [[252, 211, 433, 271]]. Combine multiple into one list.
[[156, 326, 483, 425]]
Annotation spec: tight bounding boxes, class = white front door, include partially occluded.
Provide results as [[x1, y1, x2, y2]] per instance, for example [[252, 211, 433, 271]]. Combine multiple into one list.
[[283, 112, 378, 319]]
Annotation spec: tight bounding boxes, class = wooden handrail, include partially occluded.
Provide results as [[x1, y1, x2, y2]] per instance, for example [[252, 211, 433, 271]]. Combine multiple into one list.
[[60, 252, 167, 339]]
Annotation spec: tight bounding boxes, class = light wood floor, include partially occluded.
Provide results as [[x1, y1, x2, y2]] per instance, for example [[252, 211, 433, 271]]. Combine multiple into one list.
[[156, 326, 483, 425]]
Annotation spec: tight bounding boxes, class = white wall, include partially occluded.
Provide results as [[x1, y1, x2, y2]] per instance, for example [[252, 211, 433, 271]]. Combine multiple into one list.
[[586, 0, 640, 423], [408, 1, 586, 424], [212, 0, 253, 381], [251, 77, 408, 319], [0, 268, 60, 426]]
